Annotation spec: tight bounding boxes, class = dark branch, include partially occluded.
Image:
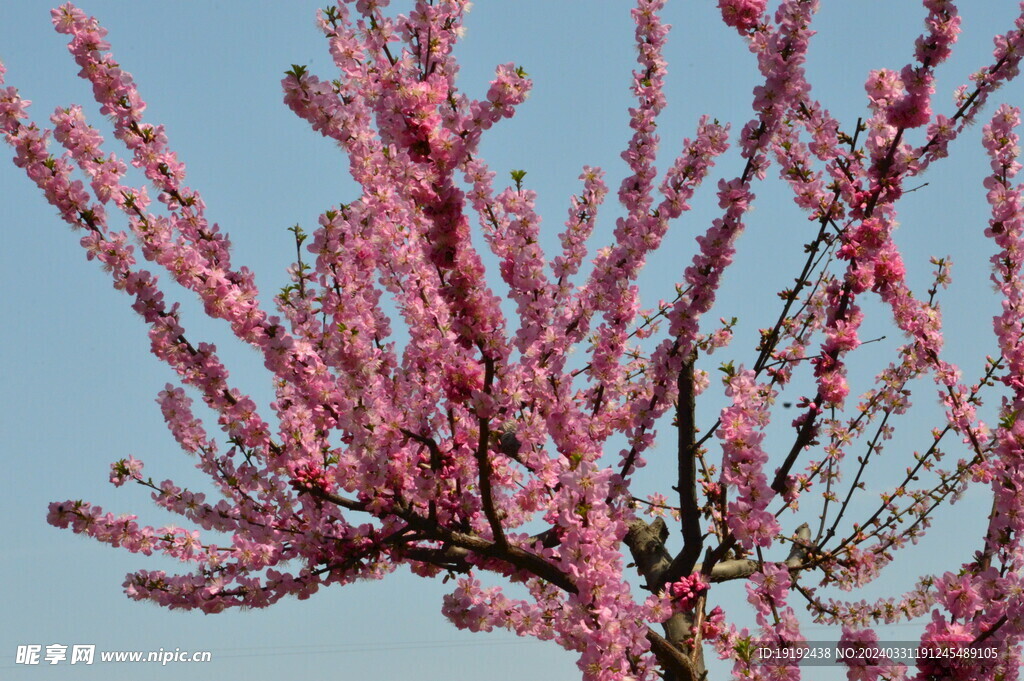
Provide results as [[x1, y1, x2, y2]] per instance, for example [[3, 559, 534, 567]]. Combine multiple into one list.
[[771, 394, 822, 495], [475, 354, 507, 547], [646, 628, 698, 681], [672, 353, 703, 580]]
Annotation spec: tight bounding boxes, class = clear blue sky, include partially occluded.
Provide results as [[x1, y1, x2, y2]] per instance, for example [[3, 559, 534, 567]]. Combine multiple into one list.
[[2, 2, 1023, 680]]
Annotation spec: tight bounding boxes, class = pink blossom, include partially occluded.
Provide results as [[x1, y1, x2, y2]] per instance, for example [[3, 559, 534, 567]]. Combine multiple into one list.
[[109, 455, 144, 487], [717, 0, 765, 33], [667, 573, 708, 612]]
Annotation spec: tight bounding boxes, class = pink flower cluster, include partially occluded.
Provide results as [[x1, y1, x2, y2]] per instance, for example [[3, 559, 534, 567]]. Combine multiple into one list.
[[718, 371, 780, 549], [717, 0, 766, 34], [837, 627, 908, 681], [667, 573, 709, 613], [109, 455, 144, 488]]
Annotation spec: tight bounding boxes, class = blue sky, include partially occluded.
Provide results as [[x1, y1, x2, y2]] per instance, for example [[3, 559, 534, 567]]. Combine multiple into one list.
[[2, 2, 1024, 679]]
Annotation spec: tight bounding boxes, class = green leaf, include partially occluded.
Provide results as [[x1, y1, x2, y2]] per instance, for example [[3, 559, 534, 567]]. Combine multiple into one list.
[[733, 636, 753, 663], [999, 410, 1018, 431]]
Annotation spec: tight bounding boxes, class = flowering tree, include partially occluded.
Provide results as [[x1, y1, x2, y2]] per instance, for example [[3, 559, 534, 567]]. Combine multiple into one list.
[[3, 1, 1024, 679]]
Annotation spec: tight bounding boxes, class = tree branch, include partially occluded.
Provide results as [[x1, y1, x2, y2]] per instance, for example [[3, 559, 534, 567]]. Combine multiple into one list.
[[771, 395, 822, 495], [674, 353, 703, 579], [699, 523, 813, 582], [399, 509, 577, 594], [646, 628, 698, 681], [626, 520, 814, 587], [624, 518, 674, 589], [475, 353, 507, 547]]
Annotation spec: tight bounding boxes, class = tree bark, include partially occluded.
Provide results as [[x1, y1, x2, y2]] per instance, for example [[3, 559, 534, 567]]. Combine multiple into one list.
[[625, 518, 704, 681], [625, 519, 815, 680]]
